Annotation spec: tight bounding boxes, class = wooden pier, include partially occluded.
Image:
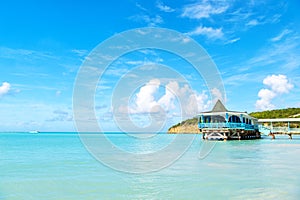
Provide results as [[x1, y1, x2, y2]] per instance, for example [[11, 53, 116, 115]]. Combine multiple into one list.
[[258, 118, 300, 134]]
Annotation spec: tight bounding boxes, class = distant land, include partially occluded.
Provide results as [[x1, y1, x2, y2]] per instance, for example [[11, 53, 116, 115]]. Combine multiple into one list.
[[168, 107, 300, 134]]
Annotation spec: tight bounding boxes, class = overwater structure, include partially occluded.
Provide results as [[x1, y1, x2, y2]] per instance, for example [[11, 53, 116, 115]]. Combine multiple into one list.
[[198, 100, 261, 140], [258, 118, 300, 134]]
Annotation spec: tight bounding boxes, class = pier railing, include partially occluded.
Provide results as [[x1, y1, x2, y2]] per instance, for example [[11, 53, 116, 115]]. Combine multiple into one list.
[[198, 122, 257, 130], [260, 126, 300, 133]]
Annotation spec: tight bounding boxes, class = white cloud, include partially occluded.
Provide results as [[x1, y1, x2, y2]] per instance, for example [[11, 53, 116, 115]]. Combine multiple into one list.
[[211, 88, 224, 104], [129, 14, 163, 27], [0, 82, 11, 97], [135, 3, 147, 12], [160, 81, 210, 116], [271, 29, 291, 42], [156, 1, 175, 12], [195, 91, 211, 111], [255, 89, 276, 110], [179, 1, 285, 45], [71, 49, 88, 57], [245, 13, 282, 28], [263, 74, 293, 94], [246, 19, 259, 26], [148, 15, 163, 26], [157, 81, 177, 111], [225, 37, 240, 44], [128, 79, 210, 117], [182, 37, 191, 43], [181, 1, 228, 19], [130, 79, 161, 114], [187, 26, 224, 39], [255, 74, 294, 110], [270, 14, 282, 24]]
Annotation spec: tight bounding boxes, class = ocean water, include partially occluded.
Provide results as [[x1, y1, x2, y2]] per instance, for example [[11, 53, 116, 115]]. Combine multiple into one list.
[[1, 132, 300, 200]]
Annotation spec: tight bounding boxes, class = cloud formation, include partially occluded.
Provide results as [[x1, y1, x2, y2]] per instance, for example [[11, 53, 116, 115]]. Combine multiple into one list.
[[130, 79, 161, 114], [181, 1, 228, 19], [0, 82, 11, 97], [246, 19, 259, 27], [156, 1, 175, 13], [128, 79, 210, 117], [47, 109, 73, 122], [187, 26, 223, 39], [263, 74, 294, 94], [180, 1, 284, 43], [256, 74, 293, 110], [271, 29, 291, 42], [130, 14, 163, 27], [248, 29, 300, 70]]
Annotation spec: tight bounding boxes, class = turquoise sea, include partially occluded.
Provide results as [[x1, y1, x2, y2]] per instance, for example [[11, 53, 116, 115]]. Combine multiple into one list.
[[1, 132, 300, 200]]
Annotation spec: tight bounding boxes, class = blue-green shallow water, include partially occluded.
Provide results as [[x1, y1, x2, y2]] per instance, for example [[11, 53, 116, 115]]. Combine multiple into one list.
[[1, 132, 300, 200]]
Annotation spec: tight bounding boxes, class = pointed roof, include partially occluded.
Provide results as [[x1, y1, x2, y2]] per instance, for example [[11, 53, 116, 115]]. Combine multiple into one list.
[[199, 99, 254, 117], [211, 99, 227, 112]]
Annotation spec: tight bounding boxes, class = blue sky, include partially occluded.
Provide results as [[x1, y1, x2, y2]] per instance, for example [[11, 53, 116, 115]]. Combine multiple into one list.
[[0, 0, 300, 132]]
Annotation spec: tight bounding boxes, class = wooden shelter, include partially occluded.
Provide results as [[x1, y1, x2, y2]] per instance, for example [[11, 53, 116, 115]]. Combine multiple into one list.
[[198, 100, 261, 140]]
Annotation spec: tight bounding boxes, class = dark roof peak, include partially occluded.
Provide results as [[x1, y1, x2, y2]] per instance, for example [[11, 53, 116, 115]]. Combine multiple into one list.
[[211, 100, 227, 112]]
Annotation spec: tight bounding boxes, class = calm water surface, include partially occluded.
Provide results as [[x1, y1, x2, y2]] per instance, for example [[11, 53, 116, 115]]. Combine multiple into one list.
[[1, 132, 300, 200]]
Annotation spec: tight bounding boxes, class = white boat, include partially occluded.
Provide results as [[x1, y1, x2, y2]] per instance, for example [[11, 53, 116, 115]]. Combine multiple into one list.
[[29, 130, 39, 134]]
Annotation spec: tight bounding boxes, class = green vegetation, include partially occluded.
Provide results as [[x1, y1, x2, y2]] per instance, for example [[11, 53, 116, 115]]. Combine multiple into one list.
[[250, 108, 300, 119], [168, 117, 198, 130]]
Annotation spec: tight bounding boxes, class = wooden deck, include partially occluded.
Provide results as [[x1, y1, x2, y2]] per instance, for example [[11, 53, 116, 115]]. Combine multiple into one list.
[[201, 128, 261, 140]]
